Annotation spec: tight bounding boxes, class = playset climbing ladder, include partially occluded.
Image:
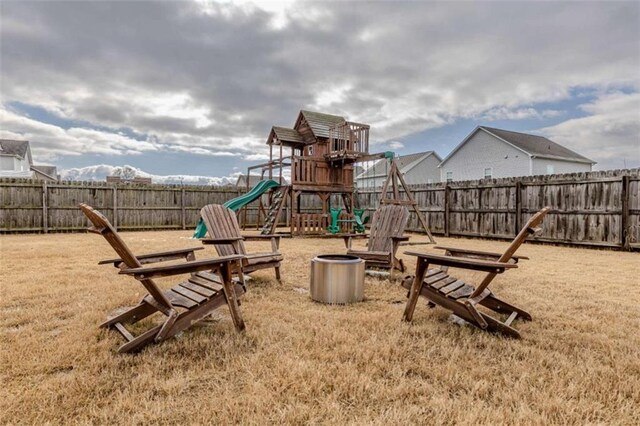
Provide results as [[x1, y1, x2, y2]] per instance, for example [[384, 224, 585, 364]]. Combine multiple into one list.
[[261, 185, 290, 235]]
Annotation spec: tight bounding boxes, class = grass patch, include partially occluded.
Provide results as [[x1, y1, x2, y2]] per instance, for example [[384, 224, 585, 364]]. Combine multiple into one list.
[[1, 230, 639, 423]]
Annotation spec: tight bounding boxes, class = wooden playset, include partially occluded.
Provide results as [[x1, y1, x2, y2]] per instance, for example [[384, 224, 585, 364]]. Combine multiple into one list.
[[243, 110, 435, 242]]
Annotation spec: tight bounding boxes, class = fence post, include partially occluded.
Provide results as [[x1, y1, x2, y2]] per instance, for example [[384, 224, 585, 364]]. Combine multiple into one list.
[[181, 188, 186, 230], [112, 186, 118, 231], [42, 181, 48, 233], [515, 180, 522, 236], [444, 184, 450, 237], [621, 175, 630, 250]]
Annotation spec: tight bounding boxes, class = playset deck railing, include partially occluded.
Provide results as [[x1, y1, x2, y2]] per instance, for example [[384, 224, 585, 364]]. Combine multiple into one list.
[[328, 121, 370, 158], [292, 213, 330, 235], [292, 157, 319, 184], [292, 156, 355, 188], [291, 212, 355, 235]]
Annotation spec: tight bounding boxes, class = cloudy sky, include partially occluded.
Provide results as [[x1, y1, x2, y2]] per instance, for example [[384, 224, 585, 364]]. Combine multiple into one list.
[[1, 0, 639, 178]]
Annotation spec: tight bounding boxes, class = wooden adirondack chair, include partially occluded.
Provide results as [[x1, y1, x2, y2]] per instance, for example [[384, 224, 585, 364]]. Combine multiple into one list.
[[199, 204, 283, 281], [401, 207, 550, 338], [80, 203, 246, 353], [343, 204, 410, 272]]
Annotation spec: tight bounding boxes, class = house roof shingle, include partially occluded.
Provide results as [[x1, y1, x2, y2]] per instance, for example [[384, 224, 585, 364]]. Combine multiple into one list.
[[481, 126, 595, 164], [356, 151, 439, 179], [0, 139, 30, 158], [236, 174, 264, 188], [31, 165, 58, 178]]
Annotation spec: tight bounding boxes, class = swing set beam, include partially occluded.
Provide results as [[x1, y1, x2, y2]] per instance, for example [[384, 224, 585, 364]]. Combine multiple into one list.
[[378, 158, 436, 244]]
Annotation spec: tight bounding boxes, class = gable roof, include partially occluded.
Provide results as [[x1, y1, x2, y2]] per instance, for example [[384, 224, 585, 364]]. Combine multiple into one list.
[[235, 173, 290, 188], [0, 139, 31, 160], [235, 174, 264, 188], [439, 126, 595, 166], [356, 151, 441, 179], [295, 110, 346, 139], [481, 126, 595, 163], [267, 126, 307, 146], [31, 165, 58, 179]]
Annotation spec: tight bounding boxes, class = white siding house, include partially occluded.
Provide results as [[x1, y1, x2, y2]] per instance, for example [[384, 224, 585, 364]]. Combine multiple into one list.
[[1, 139, 33, 178], [356, 151, 442, 188], [0, 139, 58, 180], [439, 127, 595, 182]]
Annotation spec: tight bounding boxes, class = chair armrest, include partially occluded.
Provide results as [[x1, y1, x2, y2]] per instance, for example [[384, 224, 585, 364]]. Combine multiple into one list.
[[243, 234, 281, 251], [434, 245, 529, 262], [201, 237, 244, 244], [342, 233, 368, 249], [392, 236, 410, 242], [403, 251, 518, 273], [99, 247, 204, 267], [119, 255, 245, 279], [242, 235, 281, 241]]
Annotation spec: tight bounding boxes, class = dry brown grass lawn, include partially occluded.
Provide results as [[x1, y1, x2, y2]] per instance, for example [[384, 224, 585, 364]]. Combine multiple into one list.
[[1, 230, 639, 424]]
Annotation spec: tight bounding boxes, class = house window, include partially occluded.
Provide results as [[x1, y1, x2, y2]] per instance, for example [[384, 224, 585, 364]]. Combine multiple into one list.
[[446, 171, 453, 183], [546, 164, 555, 175], [484, 168, 493, 179], [308, 146, 313, 156]]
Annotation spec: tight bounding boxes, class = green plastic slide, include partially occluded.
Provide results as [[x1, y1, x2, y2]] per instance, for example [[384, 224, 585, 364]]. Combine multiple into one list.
[[192, 179, 281, 238], [223, 179, 281, 212]]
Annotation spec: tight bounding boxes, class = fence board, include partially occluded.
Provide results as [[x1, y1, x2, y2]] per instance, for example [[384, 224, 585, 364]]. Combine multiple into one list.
[[1, 169, 638, 249]]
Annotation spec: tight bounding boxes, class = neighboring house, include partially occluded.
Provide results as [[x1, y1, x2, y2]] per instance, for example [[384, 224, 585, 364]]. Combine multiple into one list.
[[31, 165, 58, 181], [355, 151, 442, 188], [235, 174, 264, 188], [235, 174, 289, 188], [0, 139, 58, 181], [438, 126, 595, 182]]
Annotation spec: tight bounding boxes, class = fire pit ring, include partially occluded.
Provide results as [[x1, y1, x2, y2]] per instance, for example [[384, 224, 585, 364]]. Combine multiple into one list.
[[310, 254, 365, 304]]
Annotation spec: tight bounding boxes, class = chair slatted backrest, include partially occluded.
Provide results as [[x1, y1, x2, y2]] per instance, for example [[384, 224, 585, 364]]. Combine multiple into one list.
[[79, 203, 172, 309], [497, 207, 550, 263], [368, 205, 410, 253], [200, 204, 247, 257], [472, 206, 550, 297]]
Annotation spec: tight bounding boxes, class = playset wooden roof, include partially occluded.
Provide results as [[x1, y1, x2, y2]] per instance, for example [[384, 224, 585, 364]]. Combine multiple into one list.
[[295, 110, 346, 139], [267, 126, 307, 146]]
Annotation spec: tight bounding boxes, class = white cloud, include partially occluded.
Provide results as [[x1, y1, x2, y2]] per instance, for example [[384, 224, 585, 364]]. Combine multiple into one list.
[[388, 141, 404, 150], [0, 107, 159, 160], [481, 107, 565, 121], [243, 153, 270, 161], [0, 0, 638, 167], [59, 164, 237, 186], [539, 91, 640, 170]]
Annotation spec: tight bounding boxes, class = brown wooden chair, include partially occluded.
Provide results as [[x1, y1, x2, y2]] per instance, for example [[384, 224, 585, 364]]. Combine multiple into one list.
[[199, 204, 283, 281], [343, 204, 410, 272], [401, 207, 550, 338], [80, 203, 246, 353]]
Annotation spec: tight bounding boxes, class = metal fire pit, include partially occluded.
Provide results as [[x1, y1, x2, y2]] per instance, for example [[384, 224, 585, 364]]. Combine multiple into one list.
[[310, 254, 365, 304]]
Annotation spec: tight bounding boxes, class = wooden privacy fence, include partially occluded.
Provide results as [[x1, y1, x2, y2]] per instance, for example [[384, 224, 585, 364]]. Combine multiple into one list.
[[1, 169, 639, 250], [357, 169, 640, 250], [0, 179, 249, 232]]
